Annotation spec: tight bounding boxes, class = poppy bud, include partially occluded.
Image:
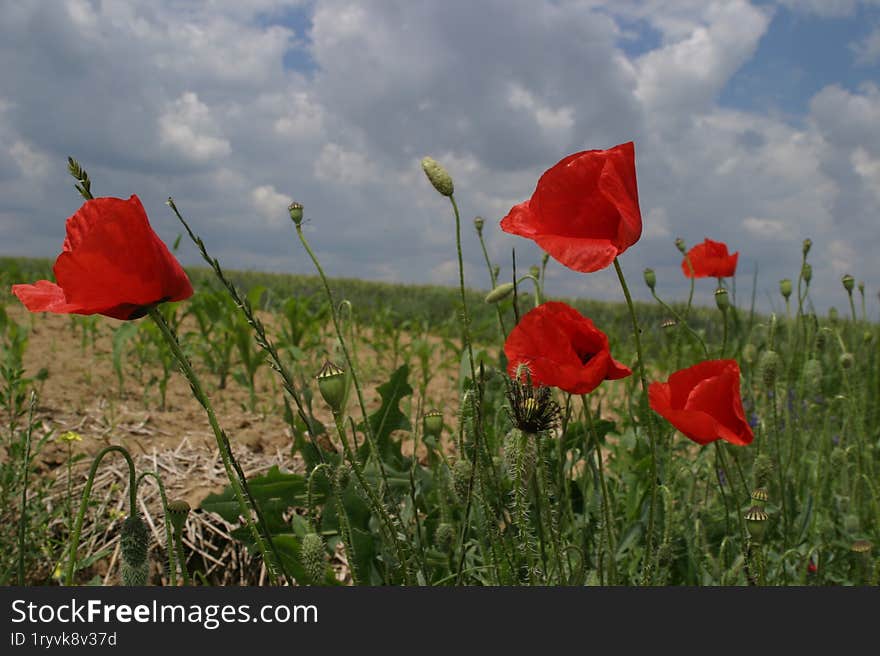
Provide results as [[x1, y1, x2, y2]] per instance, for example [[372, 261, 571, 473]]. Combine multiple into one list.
[[802, 238, 812, 256], [815, 327, 830, 352], [529, 265, 540, 280], [839, 352, 854, 370], [474, 216, 484, 233], [744, 506, 769, 542], [492, 265, 500, 280], [742, 343, 757, 364], [643, 268, 656, 291], [542, 252, 550, 267], [451, 458, 472, 503], [288, 201, 304, 226], [166, 499, 191, 535], [301, 532, 326, 584], [434, 522, 455, 553], [779, 278, 792, 300], [485, 282, 515, 304], [714, 287, 729, 311], [753, 454, 773, 487], [758, 350, 781, 388], [863, 330, 873, 345], [121, 513, 149, 568], [121, 560, 150, 586], [423, 410, 443, 440], [421, 156, 454, 197], [858, 280, 865, 294], [316, 360, 347, 414], [803, 358, 823, 396], [802, 263, 812, 284], [675, 237, 687, 254], [842, 274, 855, 293]]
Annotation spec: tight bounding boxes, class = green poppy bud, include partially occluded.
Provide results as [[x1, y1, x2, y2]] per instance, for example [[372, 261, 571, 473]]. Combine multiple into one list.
[[316, 360, 347, 414], [842, 274, 855, 293], [758, 350, 781, 388], [288, 201, 304, 226], [858, 280, 865, 296], [643, 267, 656, 291], [121, 514, 149, 568], [744, 506, 769, 542], [529, 265, 540, 280], [423, 410, 443, 440], [815, 327, 829, 352], [803, 358, 823, 396], [473, 216, 484, 233], [714, 287, 729, 311], [839, 352, 854, 370], [301, 532, 326, 585], [779, 278, 792, 300], [742, 343, 757, 364], [485, 282, 515, 304], [451, 458, 472, 503], [421, 156, 454, 197], [434, 522, 455, 553], [492, 265, 500, 281], [802, 262, 812, 284], [802, 238, 812, 256], [675, 237, 687, 254], [863, 330, 873, 345]]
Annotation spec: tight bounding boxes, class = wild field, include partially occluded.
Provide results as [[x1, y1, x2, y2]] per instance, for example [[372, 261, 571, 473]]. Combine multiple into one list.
[[1, 151, 877, 587]]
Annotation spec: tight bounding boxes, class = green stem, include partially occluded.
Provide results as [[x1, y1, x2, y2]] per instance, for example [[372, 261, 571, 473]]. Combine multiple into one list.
[[17, 392, 36, 586], [582, 395, 617, 585], [148, 308, 285, 585], [136, 472, 176, 586], [612, 257, 659, 585], [476, 227, 507, 339], [65, 446, 137, 585], [172, 525, 190, 586], [651, 290, 709, 357]]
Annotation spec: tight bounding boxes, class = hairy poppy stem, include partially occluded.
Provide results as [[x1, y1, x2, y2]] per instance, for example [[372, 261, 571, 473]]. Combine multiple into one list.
[[612, 257, 659, 585], [581, 395, 617, 585], [65, 446, 137, 585], [475, 222, 507, 339], [147, 308, 286, 585], [17, 392, 36, 585], [136, 471, 176, 586]]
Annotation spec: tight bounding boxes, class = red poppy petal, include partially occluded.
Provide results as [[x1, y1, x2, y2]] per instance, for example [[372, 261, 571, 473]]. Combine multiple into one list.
[[11, 280, 80, 314], [599, 143, 641, 251], [500, 200, 540, 238], [533, 233, 618, 273]]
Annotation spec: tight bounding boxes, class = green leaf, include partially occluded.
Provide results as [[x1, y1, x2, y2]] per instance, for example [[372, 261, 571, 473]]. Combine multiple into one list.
[[357, 364, 412, 465]]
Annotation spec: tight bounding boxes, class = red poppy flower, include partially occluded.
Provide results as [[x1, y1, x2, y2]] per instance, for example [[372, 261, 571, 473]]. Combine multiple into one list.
[[12, 195, 192, 320], [500, 142, 642, 273], [504, 301, 631, 395], [648, 359, 753, 446], [681, 238, 738, 278]]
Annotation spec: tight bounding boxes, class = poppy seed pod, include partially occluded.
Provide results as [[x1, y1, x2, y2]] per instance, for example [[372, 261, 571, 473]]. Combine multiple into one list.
[[751, 487, 769, 506], [121, 514, 149, 568], [473, 216, 484, 233], [714, 287, 729, 311], [643, 268, 656, 291], [288, 201, 304, 226], [421, 156, 454, 197], [839, 352, 854, 370], [485, 282, 515, 304], [744, 506, 769, 542], [316, 360, 347, 414], [779, 278, 792, 300], [423, 410, 443, 440], [166, 499, 191, 535], [301, 532, 326, 585], [842, 274, 855, 293]]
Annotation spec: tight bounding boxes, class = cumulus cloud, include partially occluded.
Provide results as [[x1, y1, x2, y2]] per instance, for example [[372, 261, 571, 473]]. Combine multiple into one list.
[[1, 0, 879, 314]]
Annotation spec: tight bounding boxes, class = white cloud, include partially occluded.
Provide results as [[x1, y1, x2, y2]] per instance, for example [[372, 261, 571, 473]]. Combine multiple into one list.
[[251, 185, 293, 226], [644, 207, 671, 240], [743, 217, 786, 239], [274, 92, 325, 139], [159, 92, 231, 161], [9, 141, 50, 179], [851, 26, 880, 65], [507, 83, 575, 137], [314, 143, 376, 186]]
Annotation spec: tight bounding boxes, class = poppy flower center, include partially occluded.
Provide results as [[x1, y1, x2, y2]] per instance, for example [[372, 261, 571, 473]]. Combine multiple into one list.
[[576, 349, 595, 365]]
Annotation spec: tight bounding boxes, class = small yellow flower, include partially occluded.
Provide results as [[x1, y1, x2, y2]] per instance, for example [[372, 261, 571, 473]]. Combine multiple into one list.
[[60, 431, 83, 443]]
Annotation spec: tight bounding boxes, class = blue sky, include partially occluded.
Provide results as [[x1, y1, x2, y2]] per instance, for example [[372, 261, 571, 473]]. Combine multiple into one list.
[[1, 0, 880, 317]]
